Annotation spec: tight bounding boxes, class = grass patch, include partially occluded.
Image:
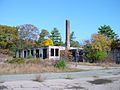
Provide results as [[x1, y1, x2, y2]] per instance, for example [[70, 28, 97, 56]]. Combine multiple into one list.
[[88, 79, 112, 85]]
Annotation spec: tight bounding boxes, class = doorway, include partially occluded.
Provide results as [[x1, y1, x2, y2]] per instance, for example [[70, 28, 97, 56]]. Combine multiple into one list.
[[43, 49, 47, 59]]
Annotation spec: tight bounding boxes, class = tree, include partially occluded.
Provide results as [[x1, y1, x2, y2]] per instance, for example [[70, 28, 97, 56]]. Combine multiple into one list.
[[71, 41, 80, 47], [70, 32, 75, 43], [17, 24, 39, 41], [50, 28, 63, 46], [98, 25, 118, 40], [0, 25, 18, 49], [16, 24, 39, 49], [91, 34, 111, 51], [42, 39, 53, 46], [70, 31, 80, 47], [38, 29, 49, 46], [84, 33, 111, 63], [98, 25, 119, 48], [39, 29, 49, 38]]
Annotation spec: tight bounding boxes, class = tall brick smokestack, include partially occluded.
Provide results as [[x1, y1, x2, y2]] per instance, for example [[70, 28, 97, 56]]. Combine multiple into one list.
[[66, 20, 70, 49]]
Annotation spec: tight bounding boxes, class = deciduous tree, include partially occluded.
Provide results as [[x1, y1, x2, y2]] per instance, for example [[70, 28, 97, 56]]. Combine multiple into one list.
[[84, 33, 111, 63], [38, 29, 49, 46], [42, 39, 53, 46], [0, 25, 18, 49], [98, 25, 119, 48], [17, 24, 39, 41]]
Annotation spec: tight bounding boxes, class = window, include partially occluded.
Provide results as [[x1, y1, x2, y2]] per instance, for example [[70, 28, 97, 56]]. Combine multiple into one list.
[[55, 49, 59, 56], [51, 48, 54, 56]]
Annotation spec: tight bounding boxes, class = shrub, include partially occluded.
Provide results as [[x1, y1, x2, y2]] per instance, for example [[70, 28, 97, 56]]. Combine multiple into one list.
[[7, 57, 24, 64], [54, 60, 66, 69], [95, 51, 107, 61], [84, 50, 108, 63]]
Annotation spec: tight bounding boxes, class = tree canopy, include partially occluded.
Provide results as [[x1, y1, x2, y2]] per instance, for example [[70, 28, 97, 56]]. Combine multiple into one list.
[[50, 28, 63, 46], [98, 25, 118, 40], [70, 31, 80, 47], [42, 39, 53, 46], [91, 33, 111, 51], [0, 25, 18, 49], [98, 25, 119, 48], [84, 33, 111, 63], [17, 24, 39, 41], [38, 29, 49, 46]]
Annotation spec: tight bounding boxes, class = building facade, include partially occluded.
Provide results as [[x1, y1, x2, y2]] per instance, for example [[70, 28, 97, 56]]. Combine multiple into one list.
[[16, 46, 83, 60]]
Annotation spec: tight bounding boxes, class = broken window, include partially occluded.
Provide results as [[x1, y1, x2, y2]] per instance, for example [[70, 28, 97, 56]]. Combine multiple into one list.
[[55, 49, 59, 56], [51, 48, 54, 56]]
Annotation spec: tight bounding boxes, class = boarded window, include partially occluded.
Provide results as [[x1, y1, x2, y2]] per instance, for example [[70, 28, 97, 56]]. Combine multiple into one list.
[[55, 49, 59, 56], [51, 48, 54, 56]]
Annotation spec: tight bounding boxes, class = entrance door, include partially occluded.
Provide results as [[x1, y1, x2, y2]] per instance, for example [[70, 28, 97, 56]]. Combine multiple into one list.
[[43, 49, 47, 59]]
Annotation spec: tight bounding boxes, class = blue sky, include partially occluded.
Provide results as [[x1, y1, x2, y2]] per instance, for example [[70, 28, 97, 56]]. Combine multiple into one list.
[[0, 0, 120, 43]]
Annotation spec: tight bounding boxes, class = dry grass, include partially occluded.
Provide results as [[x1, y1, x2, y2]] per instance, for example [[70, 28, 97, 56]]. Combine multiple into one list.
[[0, 63, 61, 75], [0, 60, 80, 75]]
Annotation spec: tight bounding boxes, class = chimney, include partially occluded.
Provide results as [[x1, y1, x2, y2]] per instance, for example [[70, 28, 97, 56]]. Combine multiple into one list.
[[66, 20, 70, 49]]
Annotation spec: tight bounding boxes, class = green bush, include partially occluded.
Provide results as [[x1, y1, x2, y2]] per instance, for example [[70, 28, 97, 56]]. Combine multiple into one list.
[[54, 60, 66, 69], [7, 57, 24, 64], [95, 51, 107, 61], [84, 50, 107, 63]]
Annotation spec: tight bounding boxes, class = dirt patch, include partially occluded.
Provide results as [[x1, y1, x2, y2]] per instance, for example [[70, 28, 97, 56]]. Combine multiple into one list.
[[88, 79, 112, 85], [113, 72, 120, 75], [0, 53, 13, 62], [0, 85, 8, 89]]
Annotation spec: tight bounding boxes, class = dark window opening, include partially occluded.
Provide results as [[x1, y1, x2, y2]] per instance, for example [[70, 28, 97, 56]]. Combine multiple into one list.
[[43, 49, 47, 59], [51, 48, 54, 56], [24, 51, 27, 58], [55, 49, 59, 56], [40, 54, 42, 57], [31, 50, 33, 56]]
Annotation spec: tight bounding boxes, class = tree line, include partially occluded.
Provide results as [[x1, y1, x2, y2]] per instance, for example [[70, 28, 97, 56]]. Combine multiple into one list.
[[0, 24, 119, 63], [0, 24, 80, 54]]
